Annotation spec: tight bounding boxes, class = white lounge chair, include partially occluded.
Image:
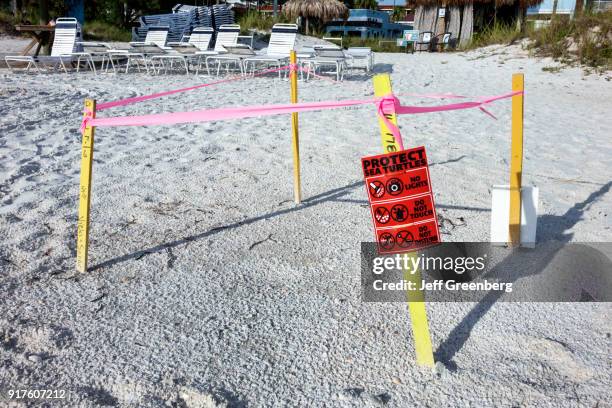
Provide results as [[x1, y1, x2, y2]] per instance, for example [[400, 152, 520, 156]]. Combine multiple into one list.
[[109, 26, 188, 74], [130, 25, 171, 49], [68, 42, 113, 74], [307, 46, 348, 81], [208, 45, 256, 76], [5, 17, 79, 73], [168, 27, 214, 74], [131, 25, 191, 74], [345, 47, 374, 72], [198, 24, 241, 74], [168, 27, 214, 51], [106, 26, 170, 73], [199, 24, 240, 56], [243, 23, 298, 78]]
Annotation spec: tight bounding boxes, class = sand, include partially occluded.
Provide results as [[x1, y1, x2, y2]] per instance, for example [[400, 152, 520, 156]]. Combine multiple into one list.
[[0, 38, 611, 407]]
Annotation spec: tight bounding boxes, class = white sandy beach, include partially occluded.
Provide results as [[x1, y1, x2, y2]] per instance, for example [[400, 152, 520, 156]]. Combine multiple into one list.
[[0, 37, 611, 407]]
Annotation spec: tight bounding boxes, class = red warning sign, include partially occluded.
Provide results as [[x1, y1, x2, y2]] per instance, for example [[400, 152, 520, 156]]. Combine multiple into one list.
[[362, 146, 441, 254]]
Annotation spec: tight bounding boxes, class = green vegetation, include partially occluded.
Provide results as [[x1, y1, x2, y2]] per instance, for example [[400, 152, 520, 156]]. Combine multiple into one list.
[[236, 11, 290, 34], [354, 0, 377, 10], [341, 36, 405, 53], [529, 10, 611, 70], [82, 21, 131, 42], [460, 10, 610, 70], [465, 22, 522, 49], [0, 10, 18, 35]]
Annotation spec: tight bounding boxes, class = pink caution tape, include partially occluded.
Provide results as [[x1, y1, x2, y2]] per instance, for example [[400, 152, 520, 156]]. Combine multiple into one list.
[[81, 90, 522, 133], [376, 91, 522, 141], [97, 65, 291, 111]]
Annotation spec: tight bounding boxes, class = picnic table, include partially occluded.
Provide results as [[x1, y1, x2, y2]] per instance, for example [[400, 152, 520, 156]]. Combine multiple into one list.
[[15, 24, 55, 56]]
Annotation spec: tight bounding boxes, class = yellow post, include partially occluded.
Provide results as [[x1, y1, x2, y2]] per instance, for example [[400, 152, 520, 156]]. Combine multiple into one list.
[[76, 99, 96, 273], [290, 50, 302, 204], [373, 75, 402, 153], [509, 74, 524, 246], [372, 74, 435, 368]]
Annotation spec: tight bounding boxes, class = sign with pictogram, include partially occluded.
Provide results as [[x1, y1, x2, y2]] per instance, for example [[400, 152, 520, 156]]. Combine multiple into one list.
[[362, 146, 440, 254]]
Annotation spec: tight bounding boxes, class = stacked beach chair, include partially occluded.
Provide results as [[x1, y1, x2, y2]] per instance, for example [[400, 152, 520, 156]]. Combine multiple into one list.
[[132, 4, 233, 44], [211, 4, 234, 29]]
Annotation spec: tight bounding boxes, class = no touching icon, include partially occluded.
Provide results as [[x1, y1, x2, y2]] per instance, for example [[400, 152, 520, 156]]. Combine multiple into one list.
[[391, 204, 409, 222]]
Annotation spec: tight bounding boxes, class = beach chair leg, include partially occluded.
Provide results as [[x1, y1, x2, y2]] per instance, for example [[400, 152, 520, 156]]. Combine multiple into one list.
[[184, 58, 188, 75], [90, 57, 96, 74], [60, 58, 69, 74]]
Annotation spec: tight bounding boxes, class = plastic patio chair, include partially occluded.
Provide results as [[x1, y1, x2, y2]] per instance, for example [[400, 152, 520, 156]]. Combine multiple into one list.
[[416, 31, 433, 52]]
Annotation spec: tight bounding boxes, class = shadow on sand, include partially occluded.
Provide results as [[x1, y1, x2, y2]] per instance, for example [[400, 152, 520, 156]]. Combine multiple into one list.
[[434, 181, 612, 370], [89, 169, 611, 372]]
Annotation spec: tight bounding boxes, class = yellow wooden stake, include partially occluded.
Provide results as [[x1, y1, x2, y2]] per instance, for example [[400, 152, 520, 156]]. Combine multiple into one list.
[[509, 74, 524, 246], [76, 99, 96, 273], [372, 74, 435, 368], [290, 50, 301, 204], [373, 75, 402, 153]]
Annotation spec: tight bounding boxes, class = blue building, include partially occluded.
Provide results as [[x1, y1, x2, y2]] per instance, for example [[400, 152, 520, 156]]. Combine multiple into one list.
[[325, 9, 407, 39], [527, 0, 577, 15]]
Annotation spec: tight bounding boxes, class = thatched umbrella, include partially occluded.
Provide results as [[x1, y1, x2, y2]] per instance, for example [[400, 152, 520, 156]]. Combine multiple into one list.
[[283, 0, 349, 35]]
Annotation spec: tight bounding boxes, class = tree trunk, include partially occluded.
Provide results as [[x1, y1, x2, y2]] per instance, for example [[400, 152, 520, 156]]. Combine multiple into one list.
[[39, 0, 49, 25], [435, 4, 447, 37], [575, 0, 584, 16], [305, 17, 309, 35], [414, 5, 424, 30], [494, 0, 497, 26], [448, 6, 462, 44], [459, 2, 473, 48], [515, 5, 527, 33], [414, 5, 438, 32], [551, 0, 559, 22]]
